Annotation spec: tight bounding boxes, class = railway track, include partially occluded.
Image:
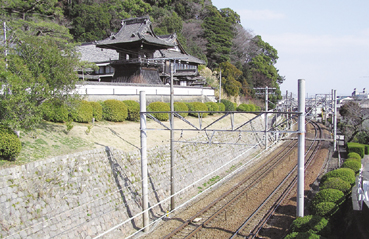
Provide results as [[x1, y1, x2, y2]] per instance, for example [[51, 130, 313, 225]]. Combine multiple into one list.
[[161, 121, 324, 239]]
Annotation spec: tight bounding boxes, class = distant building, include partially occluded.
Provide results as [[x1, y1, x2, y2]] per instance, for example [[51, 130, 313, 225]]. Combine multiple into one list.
[[352, 88, 369, 100], [77, 16, 205, 86]]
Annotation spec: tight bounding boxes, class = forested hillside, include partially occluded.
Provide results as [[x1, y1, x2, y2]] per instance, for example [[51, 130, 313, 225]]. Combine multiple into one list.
[[1, 0, 283, 105]]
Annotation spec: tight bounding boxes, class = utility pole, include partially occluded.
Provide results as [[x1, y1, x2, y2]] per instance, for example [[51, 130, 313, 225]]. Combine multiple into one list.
[[219, 69, 222, 103], [170, 61, 175, 211], [333, 90, 337, 151], [297, 79, 306, 218]]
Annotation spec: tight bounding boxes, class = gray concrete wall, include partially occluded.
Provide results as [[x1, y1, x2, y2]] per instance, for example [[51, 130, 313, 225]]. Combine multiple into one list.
[[0, 117, 264, 238]]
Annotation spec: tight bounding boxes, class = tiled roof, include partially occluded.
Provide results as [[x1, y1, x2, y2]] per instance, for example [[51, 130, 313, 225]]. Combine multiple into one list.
[[77, 43, 119, 63], [158, 49, 205, 65], [96, 16, 174, 49]]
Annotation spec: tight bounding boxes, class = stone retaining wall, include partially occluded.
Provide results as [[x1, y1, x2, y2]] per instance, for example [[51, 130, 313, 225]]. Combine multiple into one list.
[[0, 118, 264, 238]]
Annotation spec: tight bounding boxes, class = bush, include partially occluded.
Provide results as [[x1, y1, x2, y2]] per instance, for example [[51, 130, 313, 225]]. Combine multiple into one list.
[[313, 202, 339, 218], [220, 99, 235, 111], [74, 100, 93, 123], [347, 142, 365, 158], [147, 102, 170, 121], [191, 102, 208, 117], [291, 215, 330, 236], [249, 104, 256, 112], [319, 177, 351, 194], [347, 152, 361, 161], [173, 102, 188, 118], [89, 102, 102, 121], [123, 100, 140, 122], [236, 103, 250, 112], [0, 127, 22, 160], [103, 99, 128, 122], [320, 168, 356, 185], [41, 98, 68, 123], [185, 102, 195, 113], [311, 189, 345, 207], [342, 159, 361, 174], [217, 102, 225, 111], [205, 102, 219, 115], [284, 231, 323, 239]]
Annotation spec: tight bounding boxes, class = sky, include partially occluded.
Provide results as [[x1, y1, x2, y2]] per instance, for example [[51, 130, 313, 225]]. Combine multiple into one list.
[[211, 0, 369, 97]]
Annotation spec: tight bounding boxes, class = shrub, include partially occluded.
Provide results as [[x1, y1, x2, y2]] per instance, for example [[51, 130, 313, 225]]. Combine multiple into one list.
[[74, 100, 93, 123], [103, 99, 128, 122], [147, 102, 170, 121], [0, 127, 22, 160], [123, 100, 140, 122], [233, 102, 237, 109], [173, 102, 188, 118], [217, 102, 225, 111], [313, 202, 339, 218], [236, 104, 250, 112], [249, 104, 256, 112], [284, 231, 323, 239], [311, 189, 345, 207], [347, 152, 361, 161], [221, 99, 235, 111], [320, 168, 356, 185], [291, 215, 330, 236], [205, 102, 219, 115], [185, 102, 195, 113], [191, 102, 208, 117], [347, 142, 365, 158], [41, 98, 68, 123], [365, 144, 369, 155], [319, 177, 351, 194], [89, 101, 102, 121], [342, 159, 361, 174]]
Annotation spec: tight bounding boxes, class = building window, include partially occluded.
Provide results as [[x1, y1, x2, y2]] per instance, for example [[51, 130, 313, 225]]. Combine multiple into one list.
[[180, 81, 187, 86]]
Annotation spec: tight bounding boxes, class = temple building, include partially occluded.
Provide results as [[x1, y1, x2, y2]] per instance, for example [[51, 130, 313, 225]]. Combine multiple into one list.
[[77, 16, 205, 86]]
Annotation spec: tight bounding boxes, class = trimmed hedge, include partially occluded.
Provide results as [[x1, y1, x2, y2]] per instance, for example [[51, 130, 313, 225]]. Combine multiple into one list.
[[347, 142, 365, 158], [191, 102, 208, 117], [0, 127, 22, 160], [173, 102, 189, 118], [147, 102, 170, 121], [217, 102, 225, 111], [313, 202, 339, 218], [342, 159, 361, 174], [290, 215, 330, 236], [320, 168, 356, 185], [205, 102, 219, 115], [41, 98, 68, 123], [74, 100, 93, 123], [236, 103, 250, 112], [123, 100, 140, 122], [311, 189, 344, 207], [103, 99, 128, 122], [347, 152, 361, 161], [89, 101, 102, 121], [319, 177, 351, 194], [284, 231, 323, 239], [221, 99, 235, 111]]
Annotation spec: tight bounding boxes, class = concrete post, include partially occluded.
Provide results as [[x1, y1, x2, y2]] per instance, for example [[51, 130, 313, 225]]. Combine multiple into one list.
[[265, 86, 268, 149], [170, 62, 175, 211], [140, 91, 149, 231], [219, 69, 222, 103], [315, 94, 317, 122], [333, 90, 337, 151], [297, 79, 306, 218]]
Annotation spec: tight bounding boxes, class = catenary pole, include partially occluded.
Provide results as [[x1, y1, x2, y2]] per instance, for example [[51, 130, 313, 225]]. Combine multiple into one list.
[[219, 69, 222, 103], [297, 79, 306, 217], [140, 91, 149, 231], [265, 86, 268, 149], [170, 61, 175, 211], [333, 90, 337, 151]]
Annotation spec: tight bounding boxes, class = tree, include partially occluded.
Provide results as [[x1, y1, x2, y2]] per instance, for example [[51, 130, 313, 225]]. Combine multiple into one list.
[[339, 101, 369, 143]]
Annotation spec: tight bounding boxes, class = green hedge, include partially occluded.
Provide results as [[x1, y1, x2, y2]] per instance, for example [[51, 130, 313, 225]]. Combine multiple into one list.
[[74, 100, 93, 123], [342, 159, 361, 174], [147, 102, 170, 121], [205, 102, 219, 115], [284, 231, 323, 239], [320, 168, 356, 185], [290, 215, 330, 236], [236, 103, 250, 112], [123, 100, 140, 122], [347, 142, 365, 158], [313, 202, 339, 218], [0, 127, 22, 160], [220, 99, 235, 111], [89, 102, 102, 121], [311, 189, 344, 207], [173, 102, 189, 118], [191, 102, 208, 117], [41, 98, 68, 123], [103, 99, 128, 122], [217, 102, 225, 111], [347, 152, 362, 161], [319, 177, 351, 194]]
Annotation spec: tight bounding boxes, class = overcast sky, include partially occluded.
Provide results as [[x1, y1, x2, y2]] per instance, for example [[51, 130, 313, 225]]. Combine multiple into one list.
[[211, 0, 369, 97]]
